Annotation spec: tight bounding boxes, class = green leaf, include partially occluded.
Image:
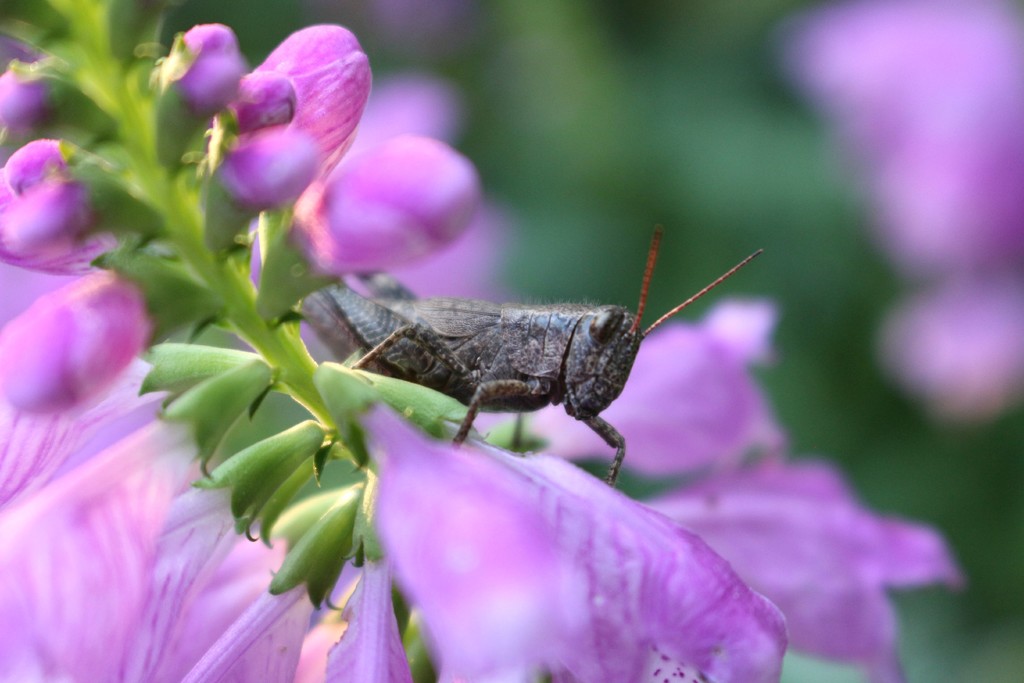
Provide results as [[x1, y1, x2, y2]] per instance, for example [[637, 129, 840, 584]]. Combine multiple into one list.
[[162, 359, 273, 466], [196, 420, 325, 533], [96, 246, 224, 340], [142, 343, 261, 395], [269, 484, 363, 606]]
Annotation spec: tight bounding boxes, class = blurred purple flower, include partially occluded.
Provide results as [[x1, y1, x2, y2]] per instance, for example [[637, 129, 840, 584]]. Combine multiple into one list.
[[0, 419, 295, 681], [529, 298, 784, 476], [177, 24, 247, 117], [295, 135, 480, 274], [230, 71, 297, 134], [256, 25, 372, 179], [369, 409, 787, 682], [0, 69, 49, 135], [785, 0, 1024, 276], [880, 276, 1024, 421], [348, 73, 465, 156], [4, 138, 65, 195], [0, 165, 112, 273], [217, 127, 318, 211], [0, 272, 151, 413], [1, 180, 93, 256], [323, 561, 414, 682], [0, 359, 152, 507], [650, 459, 962, 683], [0, 423, 193, 679]]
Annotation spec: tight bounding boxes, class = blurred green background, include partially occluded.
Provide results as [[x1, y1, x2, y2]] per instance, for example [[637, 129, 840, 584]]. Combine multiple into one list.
[[166, 1, 1024, 680]]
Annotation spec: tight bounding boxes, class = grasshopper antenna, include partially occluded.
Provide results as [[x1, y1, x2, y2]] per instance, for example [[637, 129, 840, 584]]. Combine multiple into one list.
[[628, 226, 664, 336], [642, 248, 764, 338]]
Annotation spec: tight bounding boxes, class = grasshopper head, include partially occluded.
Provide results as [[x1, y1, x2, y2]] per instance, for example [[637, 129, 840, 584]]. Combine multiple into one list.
[[563, 306, 642, 419]]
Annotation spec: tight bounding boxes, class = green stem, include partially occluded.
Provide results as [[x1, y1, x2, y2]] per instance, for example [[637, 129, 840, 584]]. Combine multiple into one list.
[[68, 6, 334, 427]]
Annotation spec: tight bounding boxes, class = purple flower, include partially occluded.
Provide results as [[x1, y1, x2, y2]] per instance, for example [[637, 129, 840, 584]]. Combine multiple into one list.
[[879, 276, 1024, 421], [368, 409, 787, 682], [0, 69, 49, 135], [0, 419, 294, 681], [529, 298, 784, 475], [176, 24, 247, 117], [231, 71, 297, 134], [0, 179, 93, 257], [217, 128, 318, 211], [323, 561, 414, 682], [0, 423, 194, 679], [0, 359, 152, 508], [650, 459, 962, 683], [347, 72, 465, 156], [0, 272, 152, 413], [4, 138, 65, 195], [256, 25, 372, 178], [294, 135, 481, 274], [785, 0, 1024, 276]]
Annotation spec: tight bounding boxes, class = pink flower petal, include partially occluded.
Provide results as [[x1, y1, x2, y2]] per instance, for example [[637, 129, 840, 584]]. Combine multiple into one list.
[[650, 459, 962, 682], [325, 561, 414, 683]]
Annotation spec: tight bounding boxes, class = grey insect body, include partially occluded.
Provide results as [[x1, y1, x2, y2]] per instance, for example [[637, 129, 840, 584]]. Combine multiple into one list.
[[303, 233, 759, 485]]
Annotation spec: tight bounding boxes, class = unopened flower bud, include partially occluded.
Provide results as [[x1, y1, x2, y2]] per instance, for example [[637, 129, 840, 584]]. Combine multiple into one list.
[[5, 139, 66, 195], [218, 128, 318, 211], [294, 135, 480, 273], [0, 172, 111, 274], [1, 180, 93, 258], [0, 69, 49, 135], [256, 25, 371, 177], [0, 273, 152, 412], [176, 24, 247, 117], [231, 71, 297, 134]]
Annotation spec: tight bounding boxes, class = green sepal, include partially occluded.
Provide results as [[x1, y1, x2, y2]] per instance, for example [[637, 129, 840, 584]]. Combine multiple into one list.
[[313, 363, 377, 465], [143, 343, 261, 396], [161, 359, 274, 466], [255, 216, 335, 320], [203, 173, 255, 253], [95, 245, 223, 340], [196, 420, 325, 533], [269, 484, 363, 606], [154, 36, 204, 167], [360, 371, 468, 439], [258, 462, 321, 545], [352, 467, 383, 563], [63, 145, 164, 239]]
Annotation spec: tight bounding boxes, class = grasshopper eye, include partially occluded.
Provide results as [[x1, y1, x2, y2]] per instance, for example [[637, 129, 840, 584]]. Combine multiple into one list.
[[590, 310, 622, 344]]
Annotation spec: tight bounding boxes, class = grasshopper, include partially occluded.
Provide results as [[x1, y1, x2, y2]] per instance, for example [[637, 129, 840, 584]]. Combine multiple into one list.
[[303, 229, 760, 485]]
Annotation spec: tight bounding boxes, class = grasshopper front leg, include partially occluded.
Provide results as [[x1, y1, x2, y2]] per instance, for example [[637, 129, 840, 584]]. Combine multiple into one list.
[[453, 379, 543, 445], [582, 415, 626, 486]]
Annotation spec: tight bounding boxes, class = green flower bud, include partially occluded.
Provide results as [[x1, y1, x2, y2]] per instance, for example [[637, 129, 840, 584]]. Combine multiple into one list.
[[196, 420, 325, 533], [269, 484, 363, 606], [161, 358, 274, 466]]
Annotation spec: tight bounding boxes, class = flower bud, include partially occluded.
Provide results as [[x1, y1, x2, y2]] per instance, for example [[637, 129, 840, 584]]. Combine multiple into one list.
[[0, 69, 49, 135], [0, 171, 111, 274], [231, 71, 297, 134], [5, 139, 66, 195], [0, 180, 93, 258], [256, 25, 371, 177], [176, 24, 247, 117], [217, 128, 318, 211], [294, 135, 480, 273], [0, 273, 152, 413]]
